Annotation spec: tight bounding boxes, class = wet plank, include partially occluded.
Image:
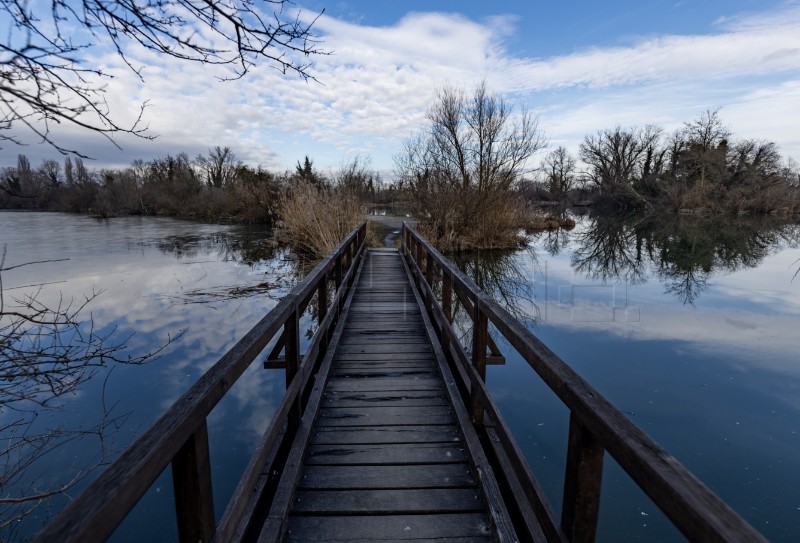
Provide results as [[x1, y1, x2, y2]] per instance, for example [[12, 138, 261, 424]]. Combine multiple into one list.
[[292, 488, 483, 514], [311, 426, 462, 445], [321, 390, 448, 408], [316, 406, 454, 426], [285, 513, 492, 542], [305, 442, 467, 465], [298, 464, 476, 489], [325, 377, 443, 392]]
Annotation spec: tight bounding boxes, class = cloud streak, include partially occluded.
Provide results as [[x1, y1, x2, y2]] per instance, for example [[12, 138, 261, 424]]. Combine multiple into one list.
[[8, 4, 800, 170]]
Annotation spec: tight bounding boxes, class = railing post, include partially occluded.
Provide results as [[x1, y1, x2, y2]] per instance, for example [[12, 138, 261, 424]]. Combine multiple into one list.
[[285, 306, 301, 429], [318, 280, 328, 325], [561, 412, 605, 543], [470, 304, 488, 428], [335, 254, 343, 290], [442, 273, 453, 322], [424, 249, 434, 313], [172, 420, 215, 543]]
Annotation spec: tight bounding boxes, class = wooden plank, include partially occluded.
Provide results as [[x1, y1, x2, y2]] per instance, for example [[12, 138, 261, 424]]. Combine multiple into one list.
[[341, 332, 426, 339], [321, 390, 447, 408], [328, 368, 437, 379], [325, 377, 443, 392], [311, 426, 462, 445], [256, 246, 367, 543], [305, 442, 467, 465], [215, 242, 368, 542], [336, 344, 432, 354], [400, 246, 519, 543], [332, 353, 434, 362], [316, 406, 454, 427], [333, 360, 434, 369], [298, 464, 476, 489], [338, 337, 429, 346], [292, 488, 483, 514], [285, 513, 492, 542]]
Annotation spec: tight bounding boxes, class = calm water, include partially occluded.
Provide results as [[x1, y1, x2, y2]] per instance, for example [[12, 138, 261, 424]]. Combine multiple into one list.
[[1, 211, 799, 541]]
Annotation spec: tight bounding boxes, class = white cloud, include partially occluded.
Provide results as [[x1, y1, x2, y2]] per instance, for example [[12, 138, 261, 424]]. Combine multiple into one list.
[[8, 4, 800, 170]]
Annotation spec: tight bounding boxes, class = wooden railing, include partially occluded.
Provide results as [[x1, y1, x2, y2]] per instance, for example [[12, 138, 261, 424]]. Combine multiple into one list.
[[33, 223, 367, 543], [401, 223, 768, 543]]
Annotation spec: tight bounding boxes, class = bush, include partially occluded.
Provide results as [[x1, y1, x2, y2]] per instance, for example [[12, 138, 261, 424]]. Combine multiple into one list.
[[277, 182, 364, 257]]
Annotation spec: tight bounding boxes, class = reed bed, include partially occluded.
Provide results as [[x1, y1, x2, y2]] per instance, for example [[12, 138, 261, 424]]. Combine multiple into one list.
[[277, 182, 365, 258]]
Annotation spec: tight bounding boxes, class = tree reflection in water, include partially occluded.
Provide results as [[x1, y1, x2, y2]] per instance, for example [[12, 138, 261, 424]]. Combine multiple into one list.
[[444, 248, 542, 352], [565, 213, 800, 304]]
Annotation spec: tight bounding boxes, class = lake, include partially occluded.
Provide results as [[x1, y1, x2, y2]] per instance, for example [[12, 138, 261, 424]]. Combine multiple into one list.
[[1, 211, 798, 542]]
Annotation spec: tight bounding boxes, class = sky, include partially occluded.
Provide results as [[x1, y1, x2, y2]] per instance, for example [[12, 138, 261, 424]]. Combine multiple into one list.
[[3, 0, 800, 178]]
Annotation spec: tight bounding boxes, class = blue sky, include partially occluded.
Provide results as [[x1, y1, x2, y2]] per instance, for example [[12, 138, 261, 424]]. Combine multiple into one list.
[[3, 0, 800, 177]]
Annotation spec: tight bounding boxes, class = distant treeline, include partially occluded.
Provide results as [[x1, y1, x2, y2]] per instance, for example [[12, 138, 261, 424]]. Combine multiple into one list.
[[3, 107, 798, 248], [0, 149, 403, 223], [529, 109, 800, 214]]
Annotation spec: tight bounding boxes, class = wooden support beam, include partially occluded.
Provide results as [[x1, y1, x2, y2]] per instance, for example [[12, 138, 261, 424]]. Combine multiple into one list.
[[561, 412, 604, 543], [465, 351, 506, 366], [172, 421, 215, 543], [285, 310, 301, 430], [442, 273, 453, 322], [470, 307, 488, 428]]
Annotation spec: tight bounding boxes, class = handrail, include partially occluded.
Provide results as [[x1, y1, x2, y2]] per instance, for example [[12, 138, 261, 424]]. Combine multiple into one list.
[[400, 222, 768, 543], [34, 222, 368, 543]]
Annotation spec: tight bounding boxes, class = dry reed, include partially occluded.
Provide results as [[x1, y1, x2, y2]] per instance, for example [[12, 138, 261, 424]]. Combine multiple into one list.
[[277, 182, 364, 258]]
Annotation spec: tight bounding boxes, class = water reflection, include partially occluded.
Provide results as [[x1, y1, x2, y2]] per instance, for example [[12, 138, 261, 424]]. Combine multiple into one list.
[[449, 248, 540, 324], [0, 213, 310, 542], [561, 213, 800, 304], [449, 212, 800, 543]]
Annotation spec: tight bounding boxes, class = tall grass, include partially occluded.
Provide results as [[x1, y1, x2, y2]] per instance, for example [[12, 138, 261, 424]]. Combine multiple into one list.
[[277, 182, 364, 257]]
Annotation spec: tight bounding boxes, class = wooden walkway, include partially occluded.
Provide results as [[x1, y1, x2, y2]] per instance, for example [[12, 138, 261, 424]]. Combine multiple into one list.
[[34, 222, 770, 543], [284, 249, 497, 541]]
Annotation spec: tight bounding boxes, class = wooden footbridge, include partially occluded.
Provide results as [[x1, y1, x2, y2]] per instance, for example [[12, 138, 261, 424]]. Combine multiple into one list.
[[35, 223, 768, 542]]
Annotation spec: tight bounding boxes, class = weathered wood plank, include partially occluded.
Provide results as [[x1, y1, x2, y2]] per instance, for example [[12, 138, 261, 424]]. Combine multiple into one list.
[[332, 360, 434, 370], [316, 406, 454, 427], [342, 333, 430, 346], [285, 513, 492, 542], [306, 442, 467, 465], [332, 353, 434, 362], [336, 344, 432, 354], [325, 377, 443, 392], [311, 426, 462, 445], [292, 488, 483, 514], [321, 390, 446, 408], [400, 245, 520, 543], [328, 368, 437, 380], [298, 464, 476, 489]]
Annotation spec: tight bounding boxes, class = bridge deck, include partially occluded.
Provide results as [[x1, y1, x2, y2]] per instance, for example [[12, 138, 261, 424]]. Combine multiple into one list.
[[282, 249, 497, 542]]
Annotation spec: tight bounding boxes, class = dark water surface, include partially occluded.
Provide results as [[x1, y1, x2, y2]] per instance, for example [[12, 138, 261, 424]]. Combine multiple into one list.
[[2, 211, 799, 541], [453, 213, 800, 542]]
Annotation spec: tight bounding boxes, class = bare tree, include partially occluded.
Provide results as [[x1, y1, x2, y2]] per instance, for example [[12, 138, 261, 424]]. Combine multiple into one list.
[[677, 108, 731, 188], [1, 0, 325, 156], [196, 146, 241, 188], [333, 155, 374, 199], [541, 146, 576, 199], [395, 82, 545, 249], [579, 125, 660, 208]]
